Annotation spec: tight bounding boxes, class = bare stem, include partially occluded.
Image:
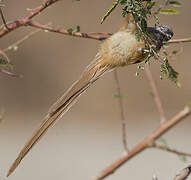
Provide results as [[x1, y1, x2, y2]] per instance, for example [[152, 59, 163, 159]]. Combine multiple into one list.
[[28, 21, 111, 41], [145, 66, 167, 124], [113, 69, 129, 153]]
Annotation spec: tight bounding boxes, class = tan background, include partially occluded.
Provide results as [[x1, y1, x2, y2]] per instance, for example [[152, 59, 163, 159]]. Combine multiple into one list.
[[0, 0, 190, 179]]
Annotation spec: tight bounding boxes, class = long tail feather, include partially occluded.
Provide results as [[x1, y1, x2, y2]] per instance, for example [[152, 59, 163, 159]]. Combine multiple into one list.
[[7, 58, 114, 177]]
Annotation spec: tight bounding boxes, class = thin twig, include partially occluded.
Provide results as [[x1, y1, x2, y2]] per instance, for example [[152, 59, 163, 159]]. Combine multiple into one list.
[[0, 7, 9, 30], [28, 21, 191, 43], [0, 28, 41, 77], [3, 28, 42, 53], [28, 21, 111, 41], [95, 106, 191, 180], [113, 69, 129, 153], [0, 69, 20, 77], [150, 144, 191, 157], [145, 66, 167, 124]]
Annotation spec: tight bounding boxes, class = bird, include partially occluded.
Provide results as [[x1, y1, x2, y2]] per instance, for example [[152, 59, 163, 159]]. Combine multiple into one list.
[[7, 13, 173, 177]]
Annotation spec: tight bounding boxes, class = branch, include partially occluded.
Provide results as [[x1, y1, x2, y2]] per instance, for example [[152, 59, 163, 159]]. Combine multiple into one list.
[[153, 0, 170, 15], [28, 21, 191, 44], [145, 66, 167, 124], [169, 37, 191, 44], [174, 165, 191, 180], [28, 21, 111, 40], [95, 106, 191, 180], [0, 0, 61, 38], [0, 0, 190, 44], [150, 144, 191, 157], [113, 69, 129, 153]]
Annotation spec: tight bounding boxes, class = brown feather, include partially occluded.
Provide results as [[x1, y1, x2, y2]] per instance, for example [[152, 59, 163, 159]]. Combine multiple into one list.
[[7, 56, 114, 177]]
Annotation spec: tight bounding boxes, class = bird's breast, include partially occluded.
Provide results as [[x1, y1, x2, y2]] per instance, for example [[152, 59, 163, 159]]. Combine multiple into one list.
[[99, 31, 147, 67]]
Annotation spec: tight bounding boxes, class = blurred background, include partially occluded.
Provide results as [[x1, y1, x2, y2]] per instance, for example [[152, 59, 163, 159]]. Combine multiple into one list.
[[0, 0, 190, 179]]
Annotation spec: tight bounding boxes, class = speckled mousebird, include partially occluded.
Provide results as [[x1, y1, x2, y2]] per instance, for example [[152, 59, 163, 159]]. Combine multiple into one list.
[[7, 13, 173, 176]]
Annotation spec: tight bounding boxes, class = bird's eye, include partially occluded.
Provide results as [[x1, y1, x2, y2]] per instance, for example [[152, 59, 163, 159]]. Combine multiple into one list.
[[166, 33, 172, 40]]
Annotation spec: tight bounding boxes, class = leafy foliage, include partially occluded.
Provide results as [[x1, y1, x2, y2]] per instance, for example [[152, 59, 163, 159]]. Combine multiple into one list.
[[102, 0, 182, 86], [160, 58, 180, 87]]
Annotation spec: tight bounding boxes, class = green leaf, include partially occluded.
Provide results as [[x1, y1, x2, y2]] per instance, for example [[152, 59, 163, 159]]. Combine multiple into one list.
[[120, 0, 127, 5], [172, 50, 178, 55], [159, 9, 180, 15], [169, 1, 182, 7], [147, 1, 156, 9], [67, 28, 73, 34], [73, 25, 80, 33], [76, 25, 80, 32]]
